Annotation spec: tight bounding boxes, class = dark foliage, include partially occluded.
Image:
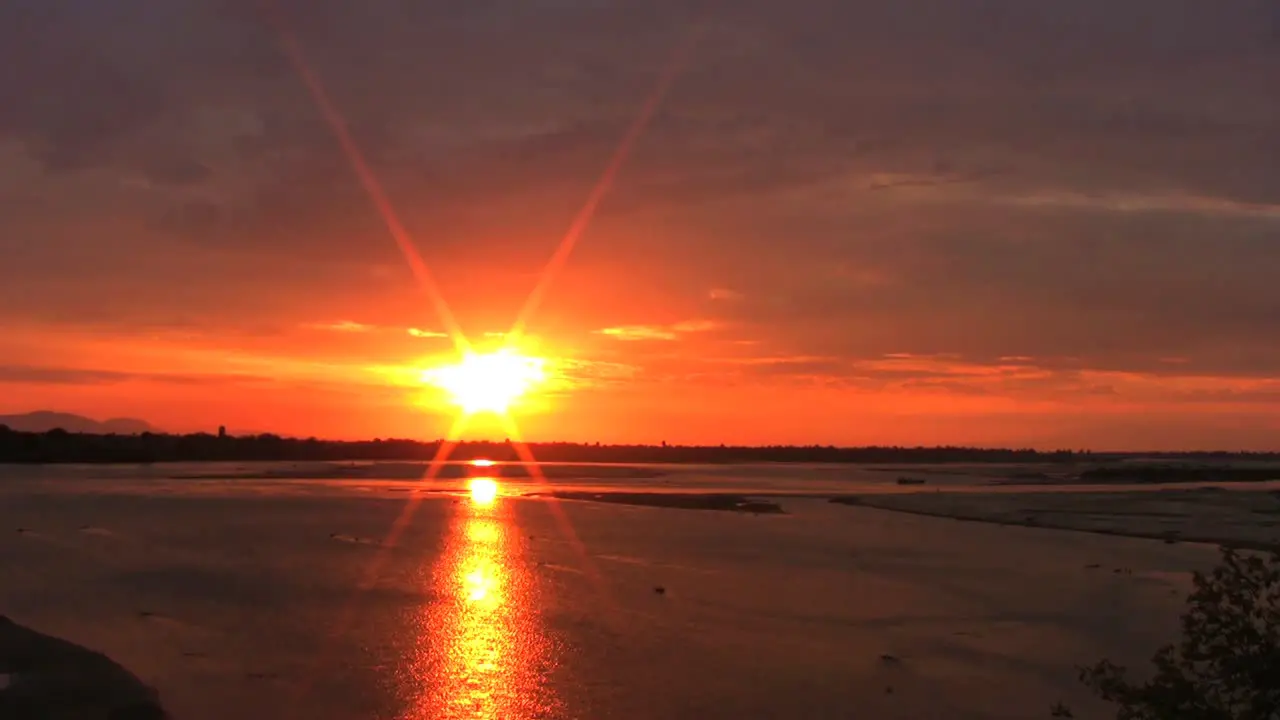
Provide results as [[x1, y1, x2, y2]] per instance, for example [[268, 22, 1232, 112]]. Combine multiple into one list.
[[1, 424, 1277, 465], [1056, 548, 1280, 719], [0, 424, 1094, 464]]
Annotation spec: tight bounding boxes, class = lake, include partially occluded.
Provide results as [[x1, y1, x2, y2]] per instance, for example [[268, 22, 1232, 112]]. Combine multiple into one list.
[[0, 462, 1250, 718]]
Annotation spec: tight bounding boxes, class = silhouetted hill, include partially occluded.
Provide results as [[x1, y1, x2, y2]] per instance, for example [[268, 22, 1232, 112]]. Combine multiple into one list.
[[0, 426, 1276, 465], [0, 411, 154, 435]]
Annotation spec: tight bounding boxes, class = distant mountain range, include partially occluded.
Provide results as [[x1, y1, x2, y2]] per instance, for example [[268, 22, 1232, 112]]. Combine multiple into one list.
[[0, 411, 156, 435]]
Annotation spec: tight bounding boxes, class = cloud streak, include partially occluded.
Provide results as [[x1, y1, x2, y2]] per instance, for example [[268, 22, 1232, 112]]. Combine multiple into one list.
[[596, 320, 719, 341]]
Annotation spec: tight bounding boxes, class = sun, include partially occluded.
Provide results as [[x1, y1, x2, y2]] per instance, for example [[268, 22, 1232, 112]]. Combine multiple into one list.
[[421, 349, 546, 415]]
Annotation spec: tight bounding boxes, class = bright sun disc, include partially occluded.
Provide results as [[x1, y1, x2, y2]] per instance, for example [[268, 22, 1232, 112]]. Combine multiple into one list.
[[469, 478, 498, 506], [421, 349, 546, 414]]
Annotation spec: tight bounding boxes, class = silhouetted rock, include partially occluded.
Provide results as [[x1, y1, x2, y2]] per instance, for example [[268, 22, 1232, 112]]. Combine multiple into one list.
[[0, 616, 168, 719], [108, 701, 169, 720]]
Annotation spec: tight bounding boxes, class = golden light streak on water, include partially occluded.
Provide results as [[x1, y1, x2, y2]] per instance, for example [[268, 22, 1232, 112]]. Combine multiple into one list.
[[404, 486, 561, 719]]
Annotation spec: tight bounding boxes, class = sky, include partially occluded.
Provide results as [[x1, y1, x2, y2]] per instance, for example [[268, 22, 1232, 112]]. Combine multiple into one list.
[[1, 0, 1278, 449]]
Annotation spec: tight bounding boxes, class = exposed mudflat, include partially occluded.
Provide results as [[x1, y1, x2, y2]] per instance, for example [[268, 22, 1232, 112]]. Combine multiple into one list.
[[531, 491, 786, 514], [831, 487, 1280, 552]]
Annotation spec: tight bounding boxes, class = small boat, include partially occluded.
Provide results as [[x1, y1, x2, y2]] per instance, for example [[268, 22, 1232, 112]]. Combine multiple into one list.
[[896, 477, 926, 485]]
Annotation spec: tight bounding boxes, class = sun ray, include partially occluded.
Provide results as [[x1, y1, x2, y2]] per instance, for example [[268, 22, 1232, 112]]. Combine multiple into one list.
[[284, 414, 468, 720], [498, 414, 618, 617], [371, 413, 472, 563], [504, 24, 704, 348], [257, 0, 469, 355]]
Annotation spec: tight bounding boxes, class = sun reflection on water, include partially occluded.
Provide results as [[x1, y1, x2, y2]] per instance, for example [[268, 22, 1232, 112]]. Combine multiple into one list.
[[468, 478, 498, 507], [406, 478, 559, 719]]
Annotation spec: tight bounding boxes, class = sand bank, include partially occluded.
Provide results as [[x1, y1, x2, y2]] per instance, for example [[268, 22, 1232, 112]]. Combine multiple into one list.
[[531, 490, 785, 513]]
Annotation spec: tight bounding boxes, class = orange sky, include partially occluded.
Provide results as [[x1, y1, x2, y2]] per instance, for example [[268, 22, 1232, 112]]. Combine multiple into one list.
[[2, 1, 1279, 449]]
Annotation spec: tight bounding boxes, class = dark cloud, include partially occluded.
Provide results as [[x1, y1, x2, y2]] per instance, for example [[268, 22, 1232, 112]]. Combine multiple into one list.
[[685, 204, 1280, 377], [0, 365, 138, 386], [0, 364, 266, 386], [140, 157, 213, 187]]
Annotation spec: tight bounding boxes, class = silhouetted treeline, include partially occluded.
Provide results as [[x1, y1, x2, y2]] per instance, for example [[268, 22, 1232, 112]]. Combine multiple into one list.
[[0, 425, 1277, 465]]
